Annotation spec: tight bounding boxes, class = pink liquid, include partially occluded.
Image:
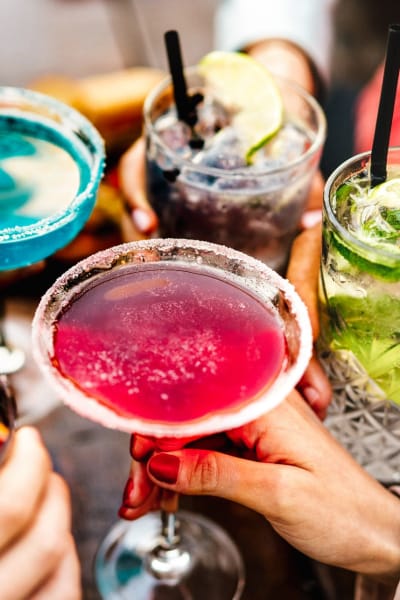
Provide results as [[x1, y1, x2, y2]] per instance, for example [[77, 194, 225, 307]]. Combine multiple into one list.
[[53, 264, 286, 424]]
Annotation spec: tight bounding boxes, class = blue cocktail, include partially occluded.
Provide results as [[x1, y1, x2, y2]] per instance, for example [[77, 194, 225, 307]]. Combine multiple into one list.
[[0, 87, 105, 270]]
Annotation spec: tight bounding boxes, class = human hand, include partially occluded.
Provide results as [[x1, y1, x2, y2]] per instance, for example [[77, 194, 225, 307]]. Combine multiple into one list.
[[245, 39, 319, 97], [0, 427, 81, 599], [120, 392, 400, 586], [117, 35, 324, 238], [118, 137, 158, 237], [286, 218, 332, 418], [118, 136, 325, 236]]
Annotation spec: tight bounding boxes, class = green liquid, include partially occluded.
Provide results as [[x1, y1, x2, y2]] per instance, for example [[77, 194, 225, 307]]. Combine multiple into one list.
[[320, 171, 400, 404], [319, 293, 400, 403]]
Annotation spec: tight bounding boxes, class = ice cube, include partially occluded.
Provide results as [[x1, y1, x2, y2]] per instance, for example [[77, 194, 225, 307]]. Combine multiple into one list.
[[194, 98, 231, 140], [260, 123, 308, 166], [194, 128, 247, 170], [155, 113, 192, 154]]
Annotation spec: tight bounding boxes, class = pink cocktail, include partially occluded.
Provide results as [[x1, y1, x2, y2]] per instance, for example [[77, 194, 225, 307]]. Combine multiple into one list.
[[32, 238, 312, 599], [53, 264, 286, 427]]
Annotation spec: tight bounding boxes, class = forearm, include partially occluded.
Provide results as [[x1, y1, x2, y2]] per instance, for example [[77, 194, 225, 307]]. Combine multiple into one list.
[[360, 499, 400, 587]]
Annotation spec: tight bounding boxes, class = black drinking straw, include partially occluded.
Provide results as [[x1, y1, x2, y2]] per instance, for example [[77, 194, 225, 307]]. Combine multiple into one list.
[[164, 30, 192, 124], [370, 24, 400, 187]]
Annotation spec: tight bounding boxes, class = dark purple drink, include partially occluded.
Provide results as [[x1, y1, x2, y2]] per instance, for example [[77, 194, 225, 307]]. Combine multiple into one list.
[[144, 65, 325, 273]]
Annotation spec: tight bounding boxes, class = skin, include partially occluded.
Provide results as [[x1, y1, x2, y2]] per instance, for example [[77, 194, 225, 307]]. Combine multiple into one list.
[[0, 427, 81, 600], [4, 39, 399, 596], [119, 219, 400, 587], [121, 391, 400, 587]]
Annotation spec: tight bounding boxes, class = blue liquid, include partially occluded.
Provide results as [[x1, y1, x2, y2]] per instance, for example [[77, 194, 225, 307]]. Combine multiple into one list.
[[0, 112, 101, 270]]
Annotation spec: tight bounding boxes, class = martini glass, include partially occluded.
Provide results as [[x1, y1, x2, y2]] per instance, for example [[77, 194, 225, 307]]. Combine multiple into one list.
[[0, 86, 104, 420], [32, 238, 312, 599], [0, 85, 105, 271]]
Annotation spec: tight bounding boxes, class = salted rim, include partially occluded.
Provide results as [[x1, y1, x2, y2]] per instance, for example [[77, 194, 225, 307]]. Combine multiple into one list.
[[32, 239, 313, 438], [0, 86, 105, 243]]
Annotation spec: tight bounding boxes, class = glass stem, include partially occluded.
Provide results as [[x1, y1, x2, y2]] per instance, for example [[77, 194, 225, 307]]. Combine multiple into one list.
[[145, 490, 191, 580], [160, 491, 180, 548]]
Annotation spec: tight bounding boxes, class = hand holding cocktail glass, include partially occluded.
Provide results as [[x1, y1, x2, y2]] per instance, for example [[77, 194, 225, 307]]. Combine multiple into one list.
[[0, 388, 81, 599], [123, 389, 400, 589], [32, 237, 313, 599], [118, 31, 325, 274], [120, 32, 325, 258], [115, 26, 400, 590], [116, 217, 400, 592]]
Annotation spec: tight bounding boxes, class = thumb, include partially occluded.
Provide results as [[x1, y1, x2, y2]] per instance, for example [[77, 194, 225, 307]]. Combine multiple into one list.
[[118, 137, 158, 235], [297, 355, 332, 420], [147, 449, 285, 517], [286, 223, 321, 340]]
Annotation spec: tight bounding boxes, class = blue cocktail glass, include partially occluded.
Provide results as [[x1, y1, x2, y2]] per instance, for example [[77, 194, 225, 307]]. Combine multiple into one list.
[[0, 86, 105, 270]]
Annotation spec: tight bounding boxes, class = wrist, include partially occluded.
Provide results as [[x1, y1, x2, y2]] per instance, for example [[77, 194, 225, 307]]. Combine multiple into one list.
[[356, 487, 400, 586], [244, 38, 324, 101]]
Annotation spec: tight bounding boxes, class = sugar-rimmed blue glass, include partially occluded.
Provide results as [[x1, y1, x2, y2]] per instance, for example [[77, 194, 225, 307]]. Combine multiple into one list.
[[0, 86, 105, 271]]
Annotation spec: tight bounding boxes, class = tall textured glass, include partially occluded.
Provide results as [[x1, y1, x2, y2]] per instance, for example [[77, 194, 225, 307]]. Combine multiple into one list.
[[318, 147, 400, 486]]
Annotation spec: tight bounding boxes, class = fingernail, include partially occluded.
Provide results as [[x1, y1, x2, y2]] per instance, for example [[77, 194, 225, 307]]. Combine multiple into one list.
[[130, 435, 150, 461], [118, 505, 133, 520], [301, 209, 322, 230], [122, 477, 134, 504], [148, 453, 180, 484], [132, 208, 153, 233], [130, 435, 137, 458], [302, 386, 320, 408]]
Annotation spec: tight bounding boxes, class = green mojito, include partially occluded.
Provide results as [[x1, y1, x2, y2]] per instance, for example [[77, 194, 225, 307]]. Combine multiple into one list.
[[318, 147, 400, 485]]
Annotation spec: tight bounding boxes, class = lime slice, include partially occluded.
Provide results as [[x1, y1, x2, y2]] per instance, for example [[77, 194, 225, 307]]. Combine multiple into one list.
[[368, 176, 400, 204], [198, 51, 283, 162], [328, 230, 400, 282], [353, 177, 400, 248], [328, 174, 400, 280]]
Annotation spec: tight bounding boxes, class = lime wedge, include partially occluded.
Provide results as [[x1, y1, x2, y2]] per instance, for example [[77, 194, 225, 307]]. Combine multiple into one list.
[[198, 51, 283, 162], [329, 174, 400, 280], [328, 230, 400, 282], [355, 177, 400, 246], [368, 176, 400, 204]]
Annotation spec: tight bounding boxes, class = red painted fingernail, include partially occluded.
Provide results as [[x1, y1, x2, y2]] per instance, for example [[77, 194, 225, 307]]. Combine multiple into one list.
[[130, 435, 151, 461], [118, 505, 133, 520], [130, 435, 137, 458], [148, 453, 180, 484], [122, 477, 134, 504]]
